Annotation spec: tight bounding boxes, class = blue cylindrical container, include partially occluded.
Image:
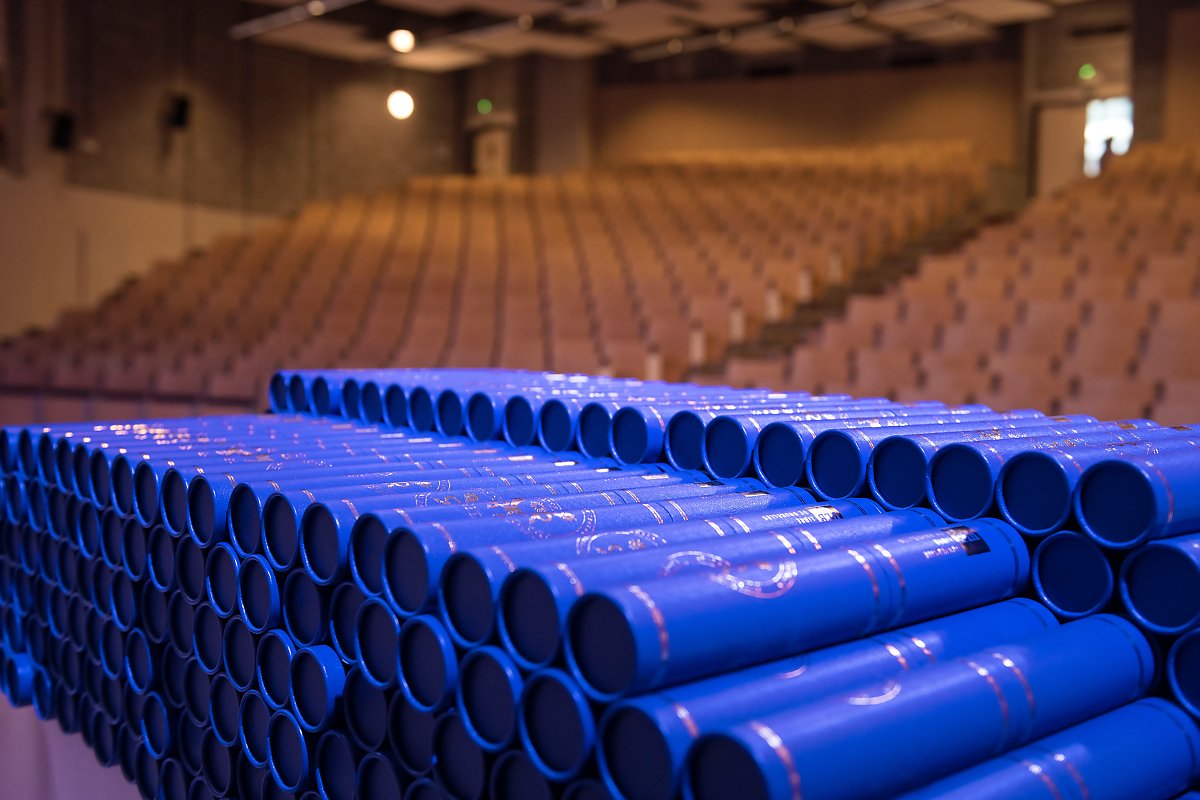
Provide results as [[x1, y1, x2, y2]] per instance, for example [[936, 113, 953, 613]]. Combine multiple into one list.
[[683, 615, 1154, 800], [1032, 531, 1116, 619], [290, 644, 346, 733], [258, 628, 298, 711], [267, 709, 312, 793], [398, 614, 459, 713], [343, 665, 388, 752], [490, 749, 562, 800], [456, 645, 524, 752], [1076, 447, 1200, 549], [357, 752, 407, 800], [432, 709, 492, 800], [382, 486, 817, 617], [565, 519, 1029, 699], [238, 553, 282, 634], [496, 504, 933, 671], [315, 729, 362, 800], [355, 597, 401, 689], [997, 432, 1200, 536], [1169, 628, 1200, 719], [1120, 533, 1200, 634], [283, 570, 330, 648], [518, 667, 597, 781], [240, 689, 271, 769], [597, 599, 1058, 800], [389, 690, 436, 777], [925, 425, 1173, 523], [866, 417, 1101, 509], [897, 698, 1200, 800]]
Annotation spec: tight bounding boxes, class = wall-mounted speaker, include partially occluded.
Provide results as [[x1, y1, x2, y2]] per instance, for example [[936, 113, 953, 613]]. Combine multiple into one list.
[[167, 95, 191, 130], [49, 111, 75, 151]]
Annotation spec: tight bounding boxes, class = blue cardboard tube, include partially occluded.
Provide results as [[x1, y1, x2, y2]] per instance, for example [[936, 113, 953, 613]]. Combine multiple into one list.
[[432, 710, 492, 800], [140, 689, 174, 758], [389, 690, 436, 777], [205, 542, 242, 618], [456, 645, 524, 752], [167, 592, 195, 658], [192, 603, 225, 675], [806, 414, 1057, 501], [240, 690, 271, 768], [898, 698, 1200, 799], [329, 582, 365, 663], [238, 554, 282, 634], [398, 615, 459, 713], [499, 504, 930, 671], [290, 644, 346, 733], [519, 667, 597, 781], [283, 570, 330, 648], [683, 615, 1154, 800], [1120, 533, 1200, 634], [223, 614, 259, 692], [577, 401, 623, 459], [1032, 531, 1115, 619], [357, 752, 407, 800], [565, 519, 1029, 700], [124, 626, 156, 693], [258, 629, 298, 710], [382, 486, 816, 617], [315, 730, 362, 800], [176, 535, 207, 604], [408, 385, 437, 432], [210, 673, 241, 747], [344, 665, 389, 751], [504, 395, 540, 447], [436, 388, 471, 437], [538, 398, 584, 453], [158, 757, 188, 800], [1076, 448, 1200, 549], [999, 434, 1200, 537], [466, 391, 505, 442], [926, 426, 1176, 524], [182, 657, 213, 727], [597, 606, 1060, 800], [1169, 629, 1200, 718], [491, 750, 561, 800], [267, 709, 312, 793], [356, 597, 402, 689], [308, 375, 344, 418], [404, 778, 448, 800], [237, 751, 269, 800]]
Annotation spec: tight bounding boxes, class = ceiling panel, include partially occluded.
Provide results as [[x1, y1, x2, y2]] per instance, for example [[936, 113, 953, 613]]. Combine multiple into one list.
[[393, 42, 489, 70], [566, 2, 696, 47], [796, 20, 892, 50], [722, 35, 801, 56], [375, 0, 479, 15], [943, 0, 1054, 25], [463, 28, 609, 57], [675, 1, 768, 29], [906, 16, 996, 44], [257, 18, 385, 61], [867, 4, 949, 31]]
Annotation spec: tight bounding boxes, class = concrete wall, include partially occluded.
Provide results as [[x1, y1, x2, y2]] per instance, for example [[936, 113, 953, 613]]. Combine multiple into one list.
[[57, 0, 461, 216], [0, 172, 275, 338], [594, 60, 1021, 167], [1165, 5, 1200, 142]]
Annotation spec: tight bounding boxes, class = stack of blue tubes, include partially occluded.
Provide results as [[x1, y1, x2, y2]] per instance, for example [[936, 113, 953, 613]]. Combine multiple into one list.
[[1, 367, 1199, 800]]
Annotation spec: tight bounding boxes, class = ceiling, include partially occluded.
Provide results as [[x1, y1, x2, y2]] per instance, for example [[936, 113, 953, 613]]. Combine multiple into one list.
[[241, 0, 1093, 72]]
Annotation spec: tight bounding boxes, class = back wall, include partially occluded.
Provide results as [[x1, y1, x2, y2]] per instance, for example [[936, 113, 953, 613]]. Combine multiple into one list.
[[595, 60, 1021, 166]]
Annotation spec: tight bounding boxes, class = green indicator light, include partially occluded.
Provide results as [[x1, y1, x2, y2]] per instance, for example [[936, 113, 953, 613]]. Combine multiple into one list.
[[1078, 63, 1096, 81], [477, 98, 493, 115]]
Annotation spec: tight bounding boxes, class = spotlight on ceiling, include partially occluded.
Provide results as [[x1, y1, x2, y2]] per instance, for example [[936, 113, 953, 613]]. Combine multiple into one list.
[[388, 29, 416, 53], [387, 90, 415, 120]]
